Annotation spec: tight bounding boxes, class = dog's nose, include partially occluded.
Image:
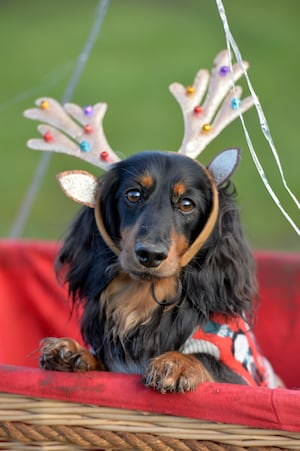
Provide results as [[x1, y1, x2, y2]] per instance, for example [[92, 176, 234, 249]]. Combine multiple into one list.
[[135, 244, 168, 268]]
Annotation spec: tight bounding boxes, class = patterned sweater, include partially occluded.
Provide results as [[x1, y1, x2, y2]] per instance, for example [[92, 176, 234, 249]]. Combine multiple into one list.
[[181, 313, 276, 387]]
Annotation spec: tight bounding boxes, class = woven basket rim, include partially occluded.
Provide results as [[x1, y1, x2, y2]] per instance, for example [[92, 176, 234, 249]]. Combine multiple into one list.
[[1, 393, 300, 450]]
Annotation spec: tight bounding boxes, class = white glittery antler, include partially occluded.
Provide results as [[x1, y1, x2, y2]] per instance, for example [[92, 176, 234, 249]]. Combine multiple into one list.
[[169, 50, 254, 159], [24, 97, 120, 171]]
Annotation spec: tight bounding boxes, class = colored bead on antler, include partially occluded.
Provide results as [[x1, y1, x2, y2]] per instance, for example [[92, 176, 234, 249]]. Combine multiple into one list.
[[24, 98, 120, 171], [169, 50, 254, 159]]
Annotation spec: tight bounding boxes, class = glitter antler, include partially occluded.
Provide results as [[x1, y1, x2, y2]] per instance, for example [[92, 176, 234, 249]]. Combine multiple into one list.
[[24, 50, 252, 170], [24, 97, 120, 170], [170, 50, 254, 158]]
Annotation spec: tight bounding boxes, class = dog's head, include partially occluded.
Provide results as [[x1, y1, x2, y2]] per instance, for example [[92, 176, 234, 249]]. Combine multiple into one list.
[[56, 148, 256, 321], [98, 151, 214, 281]]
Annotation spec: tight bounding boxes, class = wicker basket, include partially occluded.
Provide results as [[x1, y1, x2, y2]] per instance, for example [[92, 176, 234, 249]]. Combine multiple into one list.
[[1, 392, 300, 450]]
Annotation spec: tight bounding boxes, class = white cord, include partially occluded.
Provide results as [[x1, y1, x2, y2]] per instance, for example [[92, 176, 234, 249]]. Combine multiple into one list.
[[9, 0, 110, 238], [215, 0, 300, 236]]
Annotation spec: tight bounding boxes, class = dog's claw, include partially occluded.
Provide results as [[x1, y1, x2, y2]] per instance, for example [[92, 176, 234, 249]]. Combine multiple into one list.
[[144, 351, 213, 393], [40, 337, 104, 372]]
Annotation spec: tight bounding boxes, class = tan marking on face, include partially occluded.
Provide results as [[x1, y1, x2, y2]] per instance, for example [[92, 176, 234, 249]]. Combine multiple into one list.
[[173, 181, 187, 197], [166, 229, 189, 263], [139, 172, 154, 189]]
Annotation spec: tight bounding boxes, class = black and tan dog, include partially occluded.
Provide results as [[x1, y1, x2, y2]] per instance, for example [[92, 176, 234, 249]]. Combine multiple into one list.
[[24, 51, 278, 391], [40, 150, 275, 392]]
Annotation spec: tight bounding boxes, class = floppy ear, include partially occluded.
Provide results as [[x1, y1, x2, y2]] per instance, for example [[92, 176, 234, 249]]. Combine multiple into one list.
[[207, 148, 241, 186], [56, 170, 98, 208]]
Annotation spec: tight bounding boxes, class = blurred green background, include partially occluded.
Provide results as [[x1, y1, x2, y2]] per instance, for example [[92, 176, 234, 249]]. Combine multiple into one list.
[[0, 0, 299, 250]]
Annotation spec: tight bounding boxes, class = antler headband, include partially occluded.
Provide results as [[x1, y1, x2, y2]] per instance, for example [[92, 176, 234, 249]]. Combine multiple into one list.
[[24, 50, 254, 262], [25, 50, 252, 169]]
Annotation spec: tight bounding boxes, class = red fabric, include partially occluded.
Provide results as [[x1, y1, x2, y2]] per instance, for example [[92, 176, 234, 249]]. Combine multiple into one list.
[[0, 240, 300, 432], [0, 365, 300, 433], [255, 251, 300, 389], [0, 240, 82, 367]]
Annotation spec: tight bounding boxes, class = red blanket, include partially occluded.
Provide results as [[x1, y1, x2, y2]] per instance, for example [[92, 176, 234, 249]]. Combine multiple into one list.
[[0, 240, 300, 432]]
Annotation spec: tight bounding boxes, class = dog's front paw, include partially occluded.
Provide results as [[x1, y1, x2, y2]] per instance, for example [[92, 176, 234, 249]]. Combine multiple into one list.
[[40, 337, 104, 372], [143, 351, 213, 393]]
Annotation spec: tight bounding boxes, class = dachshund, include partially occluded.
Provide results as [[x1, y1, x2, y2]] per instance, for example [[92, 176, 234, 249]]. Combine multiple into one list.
[[40, 150, 276, 392]]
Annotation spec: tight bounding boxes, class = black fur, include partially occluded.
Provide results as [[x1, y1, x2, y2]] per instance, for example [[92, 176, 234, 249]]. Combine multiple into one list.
[[56, 151, 256, 380]]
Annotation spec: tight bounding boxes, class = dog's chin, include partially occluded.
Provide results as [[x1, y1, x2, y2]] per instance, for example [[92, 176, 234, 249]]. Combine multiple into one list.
[[127, 269, 173, 282], [121, 264, 179, 282], [128, 271, 155, 281]]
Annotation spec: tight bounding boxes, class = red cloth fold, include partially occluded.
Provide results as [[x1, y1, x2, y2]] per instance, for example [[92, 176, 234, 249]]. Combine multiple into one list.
[[0, 240, 300, 432], [0, 364, 300, 433], [0, 240, 82, 367]]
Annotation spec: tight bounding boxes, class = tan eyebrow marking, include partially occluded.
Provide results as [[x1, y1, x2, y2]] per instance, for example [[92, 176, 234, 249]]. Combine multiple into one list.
[[139, 172, 154, 189], [173, 181, 187, 197]]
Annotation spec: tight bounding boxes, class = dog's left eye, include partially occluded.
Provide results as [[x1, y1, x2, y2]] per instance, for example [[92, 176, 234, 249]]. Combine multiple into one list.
[[125, 189, 142, 203], [178, 198, 195, 213]]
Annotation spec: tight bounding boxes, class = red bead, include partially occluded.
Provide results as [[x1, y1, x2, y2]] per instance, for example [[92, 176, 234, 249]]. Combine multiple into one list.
[[100, 151, 109, 161], [194, 106, 203, 115], [43, 131, 54, 142], [84, 124, 93, 134]]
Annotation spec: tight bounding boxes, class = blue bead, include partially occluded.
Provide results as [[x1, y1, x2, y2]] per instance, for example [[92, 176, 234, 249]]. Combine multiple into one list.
[[231, 98, 241, 110], [79, 141, 90, 152]]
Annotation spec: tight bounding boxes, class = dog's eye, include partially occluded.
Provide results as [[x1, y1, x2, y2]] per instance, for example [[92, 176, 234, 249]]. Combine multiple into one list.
[[178, 198, 195, 213], [125, 189, 142, 203]]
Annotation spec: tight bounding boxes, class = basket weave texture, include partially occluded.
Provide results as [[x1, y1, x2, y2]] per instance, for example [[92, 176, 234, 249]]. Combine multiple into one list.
[[1, 393, 299, 450]]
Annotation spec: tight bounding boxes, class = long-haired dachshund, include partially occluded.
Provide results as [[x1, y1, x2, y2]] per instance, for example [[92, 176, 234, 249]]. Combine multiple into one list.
[[40, 150, 276, 392]]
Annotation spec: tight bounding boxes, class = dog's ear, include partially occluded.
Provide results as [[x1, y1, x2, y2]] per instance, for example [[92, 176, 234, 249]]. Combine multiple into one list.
[[183, 182, 256, 318], [55, 168, 121, 302], [207, 148, 241, 186], [56, 170, 98, 208]]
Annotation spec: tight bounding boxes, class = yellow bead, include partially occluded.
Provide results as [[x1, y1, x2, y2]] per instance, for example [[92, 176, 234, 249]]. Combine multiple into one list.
[[201, 123, 212, 134], [186, 85, 195, 95], [40, 100, 49, 110]]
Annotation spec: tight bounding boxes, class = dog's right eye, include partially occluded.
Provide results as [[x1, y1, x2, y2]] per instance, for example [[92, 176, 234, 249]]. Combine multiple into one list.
[[125, 189, 142, 203]]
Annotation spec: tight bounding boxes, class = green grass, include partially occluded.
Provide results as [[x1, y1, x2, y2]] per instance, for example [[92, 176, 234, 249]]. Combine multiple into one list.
[[1, 0, 299, 250]]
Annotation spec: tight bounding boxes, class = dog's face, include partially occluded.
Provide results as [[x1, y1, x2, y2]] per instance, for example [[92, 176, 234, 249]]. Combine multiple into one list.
[[99, 151, 213, 281]]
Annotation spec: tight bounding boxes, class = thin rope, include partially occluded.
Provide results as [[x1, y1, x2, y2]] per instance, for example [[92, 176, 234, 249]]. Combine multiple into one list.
[[9, 0, 110, 238], [215, 0, 300, 236], [0, 61, 73, 113]]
